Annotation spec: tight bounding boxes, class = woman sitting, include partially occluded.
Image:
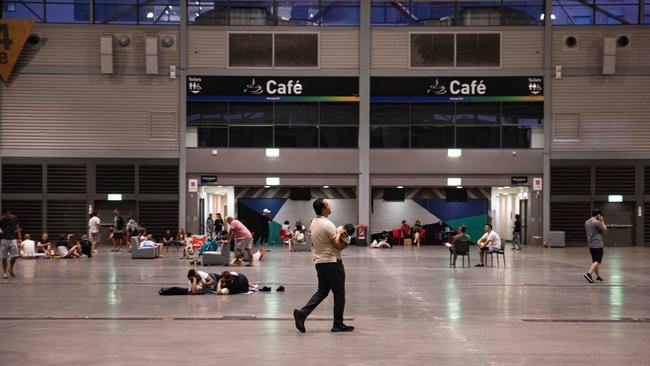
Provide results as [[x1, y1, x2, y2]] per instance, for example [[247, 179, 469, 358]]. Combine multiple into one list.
[[216, 271, 254, 295], [37, 233, 53, 257], [138, 234, 164, 257], [187, 269, 217, 294], [56, 234, 82, 258], [412, 220, 422, 246]]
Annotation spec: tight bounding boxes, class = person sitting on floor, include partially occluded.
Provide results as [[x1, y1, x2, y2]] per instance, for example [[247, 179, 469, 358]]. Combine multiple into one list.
[[187, 269, 217, 295], [444, 226, 471, 267], [162, 229, 175, 252], [20, 234, 36, 258], [371, 231, 392, 248], [139, 234, 164, 257], [56, 234, 82, 258], [289, 224, 307, 251], [79, 234, 93, 258], [475, 224, 502, 267], [183, 232, 194, 259], [37, 233, 53, 257], [216, 271, 255, 295]]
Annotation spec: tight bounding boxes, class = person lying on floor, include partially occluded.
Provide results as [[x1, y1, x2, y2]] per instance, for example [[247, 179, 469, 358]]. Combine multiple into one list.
[[216, 271, 256, 295], [187, 269, 217, 294], [139, 234, 164, 257]]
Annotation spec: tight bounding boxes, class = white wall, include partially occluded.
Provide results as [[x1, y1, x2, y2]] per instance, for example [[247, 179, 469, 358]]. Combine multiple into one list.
[[274, 199, 358, 230], [491, 188, 527, 241], [371, 199, 440, 235]]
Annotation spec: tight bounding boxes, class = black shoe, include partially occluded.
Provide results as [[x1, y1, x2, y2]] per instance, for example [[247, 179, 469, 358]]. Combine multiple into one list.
[[259, 286, 271, 292], [331, 324, 355, 332], [276, 285, 285, 292], [584, 273, 594, 283], [596, 277, 604, 283], [293, 309, 306, 333], [474, 264, 484, 267]]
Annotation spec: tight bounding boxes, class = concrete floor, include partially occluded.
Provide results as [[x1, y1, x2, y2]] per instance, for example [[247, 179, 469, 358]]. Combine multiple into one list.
[[1, 245, 649, 366]]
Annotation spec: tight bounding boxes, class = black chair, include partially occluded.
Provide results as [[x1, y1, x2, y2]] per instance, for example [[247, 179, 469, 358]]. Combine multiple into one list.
[[449, 239, 470, 267], [487, 246, 506, 267]]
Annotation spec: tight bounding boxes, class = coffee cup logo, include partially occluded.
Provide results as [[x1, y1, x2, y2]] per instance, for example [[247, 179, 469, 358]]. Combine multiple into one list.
[[427, 78, 447, 95], [244, 78, 263, 95]]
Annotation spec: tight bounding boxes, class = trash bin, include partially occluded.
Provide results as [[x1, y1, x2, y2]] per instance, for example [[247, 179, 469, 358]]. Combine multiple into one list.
[[356, 224, 367, 246], [549, 231, 565, 248]]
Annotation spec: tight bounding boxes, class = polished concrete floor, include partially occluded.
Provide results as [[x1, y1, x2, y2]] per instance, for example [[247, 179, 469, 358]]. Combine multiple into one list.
[[1, 245, 649, 366]]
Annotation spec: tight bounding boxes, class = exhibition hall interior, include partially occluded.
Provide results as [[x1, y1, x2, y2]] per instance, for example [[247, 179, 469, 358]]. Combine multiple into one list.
[[0, 0, 649, 365]]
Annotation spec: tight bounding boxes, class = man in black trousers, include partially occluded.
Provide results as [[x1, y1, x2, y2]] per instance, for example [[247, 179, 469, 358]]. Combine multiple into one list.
[[293, 198, 354, 333]]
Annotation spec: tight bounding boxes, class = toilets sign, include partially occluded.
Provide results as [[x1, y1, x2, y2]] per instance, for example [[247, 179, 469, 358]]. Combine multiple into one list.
[[187, 76, 359, 102]]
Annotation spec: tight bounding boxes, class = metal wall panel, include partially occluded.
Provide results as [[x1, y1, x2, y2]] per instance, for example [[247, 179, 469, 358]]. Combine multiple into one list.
[[552, 76, 650, 152], [1, 74, 179, 154]]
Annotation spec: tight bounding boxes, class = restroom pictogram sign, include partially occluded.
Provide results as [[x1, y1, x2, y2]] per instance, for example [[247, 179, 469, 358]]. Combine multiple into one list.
[[0, 20, 35, 82]]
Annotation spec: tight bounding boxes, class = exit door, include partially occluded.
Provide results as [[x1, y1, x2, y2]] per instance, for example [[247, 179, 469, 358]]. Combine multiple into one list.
[[596, 202, 635, 246]]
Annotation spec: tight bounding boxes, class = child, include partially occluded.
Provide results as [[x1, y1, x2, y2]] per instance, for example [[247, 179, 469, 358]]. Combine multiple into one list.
[[338, 224, 356, 246], [183, 232, 194, 259]]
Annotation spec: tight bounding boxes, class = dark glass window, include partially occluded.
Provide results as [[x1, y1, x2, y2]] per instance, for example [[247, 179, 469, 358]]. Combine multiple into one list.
[[370, 126, 409, 148], [320, 103, 359, 125], [229, 126, 274, 147], [502, 126, 532, 148], [187, 102, 228, 126], [456, 33, 500, 67], [274, 126, 319, 147], [411, 126, 455, 148], [370, 103, 409, 125], [455, 103, 500, 124], [410, 33, 454, 67], [502, 103, 543, 126], [456, 126, 500, 148], [198, 127, 228, 147], [228, 103, 273, 125], [274, 33, 318, 67], [411, 103, 454, 125], [228, 33, 273, 67], [275, 103, 319, 125], [320, 127, 358, 148]]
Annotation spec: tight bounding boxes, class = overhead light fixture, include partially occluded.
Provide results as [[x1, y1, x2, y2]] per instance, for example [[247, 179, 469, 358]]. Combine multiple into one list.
[[107, 194, 123, 201], [497, 187, 504, 190], [323, 185, 330, 189], [447, 149, 462, 158], [264, 185, 270, 189], [146, 12, 154, 19], [504, 186, 511, 189], [456, 186, 463, 189], [447, 178, 462, 186], [266, 148, 280, 157], [265, 177, 280, 186], [608, 195, 623, 202], [396, 186, 404, 189]]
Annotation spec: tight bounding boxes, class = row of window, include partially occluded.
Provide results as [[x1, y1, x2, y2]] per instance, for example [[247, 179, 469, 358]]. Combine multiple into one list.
[[198, 126, 358, 148], [411, 33, 500, 68], [5, 0, 650, 25], [229, 33, 318, 68]]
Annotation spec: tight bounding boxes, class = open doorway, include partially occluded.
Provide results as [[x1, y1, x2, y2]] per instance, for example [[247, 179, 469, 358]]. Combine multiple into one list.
[[491, 186, 530, 246], [199, 186, 234, 236]]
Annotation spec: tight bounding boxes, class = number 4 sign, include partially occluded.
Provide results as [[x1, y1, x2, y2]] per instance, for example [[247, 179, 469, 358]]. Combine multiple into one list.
[[0, 20, 35, 82]]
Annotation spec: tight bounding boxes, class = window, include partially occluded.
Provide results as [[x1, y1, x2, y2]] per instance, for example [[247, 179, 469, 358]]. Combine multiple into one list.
[[455, 103, 500, 124], [410, 33, 454, 67], [228, 33, 273, 67], [370, 103, 409, 125], [94, 0, 180, 24], [502, 126, 532, 148], [275, 103, 319, 125], [274, 34, 319, 67], [198, 127, 228, 147], [410, 103, 454, 125], [189, 0, 359, 26], [502, 103, 543, 126], [320, 103, 359, 125], [411, 126, 455, 148], [456, 33, 500, 67], [275, 126, 319, 147], [187, 102, 228, 126], [456, 126, 500, 148], [228, 103, 273, 125], [229, 126, 274, 147], [228, 33, 318, 68], [320, 127, 358, 147], [553, 0, 641, 25], [371, 126, 409, 148]]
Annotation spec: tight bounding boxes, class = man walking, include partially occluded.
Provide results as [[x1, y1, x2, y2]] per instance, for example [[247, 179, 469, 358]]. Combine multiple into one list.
[[88, 211, 101, 254], [111, 209, 125, 252], [584, 209, 607, 283], [255, 209, 271, 247], [226, 217, 254, 267], [293, 198, 354, 333], [1, 208, 21, 279]]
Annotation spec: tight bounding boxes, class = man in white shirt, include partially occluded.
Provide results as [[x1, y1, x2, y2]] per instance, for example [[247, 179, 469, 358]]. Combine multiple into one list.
[[20, 234, 36, 258], [475, 224, 502, 267], [88, 212, 101, 254], [293, 199, 354, 334]]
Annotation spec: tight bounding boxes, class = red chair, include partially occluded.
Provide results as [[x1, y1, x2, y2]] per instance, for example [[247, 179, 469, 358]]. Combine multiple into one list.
[[392, 229, 402, 246], [419, 228, 426, 245]]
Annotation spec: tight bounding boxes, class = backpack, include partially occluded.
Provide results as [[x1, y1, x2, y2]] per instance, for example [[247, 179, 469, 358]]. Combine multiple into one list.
[[158, 287, 189, 295]]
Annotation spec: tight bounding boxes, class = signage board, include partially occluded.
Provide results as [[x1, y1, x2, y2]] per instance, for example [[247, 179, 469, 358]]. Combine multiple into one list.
[[188, 179, 198, 192], [201, 175, 218, 185], [0, 20, 35, 81], [511, 176, 528, 185]]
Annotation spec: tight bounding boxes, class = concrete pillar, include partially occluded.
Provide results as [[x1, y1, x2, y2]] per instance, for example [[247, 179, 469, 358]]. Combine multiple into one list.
[[179, 0, 188, 230], [358, 0, 371, 231], [542, 0, 553, 244]]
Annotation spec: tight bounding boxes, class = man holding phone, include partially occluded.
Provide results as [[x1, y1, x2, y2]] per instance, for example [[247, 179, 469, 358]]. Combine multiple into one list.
[[584, 209, 607, 283]]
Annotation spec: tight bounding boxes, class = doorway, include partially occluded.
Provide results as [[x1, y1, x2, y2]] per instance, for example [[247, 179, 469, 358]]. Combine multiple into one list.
[[595, 202, 635, 246]]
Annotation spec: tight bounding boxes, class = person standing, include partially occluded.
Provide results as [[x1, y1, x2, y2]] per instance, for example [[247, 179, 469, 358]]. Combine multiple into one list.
[[226, 217, 254, 267], [0, 208, 21, 279], [88, 212, 101, 254], [255, 209, 271, 247], [512, 214, 522, 250], [206, 213, 215, 239], [111, 209, 125, 252], [293, 198, 354, 333], [215, 213, 224, 233], [584, 209, 607, 283]]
